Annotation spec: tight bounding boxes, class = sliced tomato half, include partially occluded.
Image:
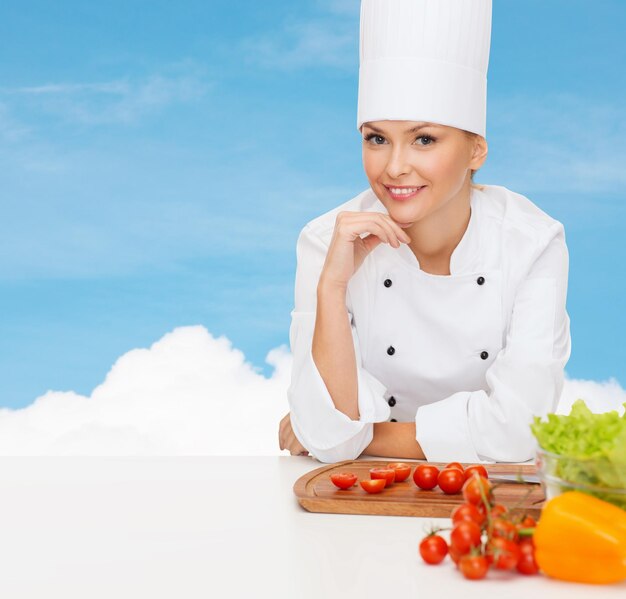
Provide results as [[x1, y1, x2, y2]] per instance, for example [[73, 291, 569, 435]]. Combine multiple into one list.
[[360, 479, 386, 494], [330, 472, 358, 490], [386, 462, 412, 482], [369, 467, 396, 487]]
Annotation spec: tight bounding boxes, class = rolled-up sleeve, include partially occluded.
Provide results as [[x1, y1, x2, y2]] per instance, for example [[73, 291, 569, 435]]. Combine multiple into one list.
[[287, 224, 391, 463], [415, 222, 572, 463]]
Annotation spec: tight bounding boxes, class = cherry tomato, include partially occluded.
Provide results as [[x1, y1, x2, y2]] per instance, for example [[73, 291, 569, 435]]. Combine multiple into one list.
[[450, 520, 482, 554], [360, 479, 386, 493], [449, 545, 462, 566], [419, 534, 448, 565], [476, 501, 490, 520], [516, 539, 539, 575], [369, 467, 395, 487], [387, 462, 412, 482], [515, 514, 537, 533], [462, 474, 493, 506], [521, 515, 537, 527], [451, 502, 485, 527], [489, 503, 508, 519], [330, 472, 358, 490], [490, 517, 519, 542], [459, 554, 489, 580], [437, 468, 465, 494], [446, 462, 464, 472], [485, 537, 520, 570], [413, 464, 439, 490], [463, 464, 488, 481]]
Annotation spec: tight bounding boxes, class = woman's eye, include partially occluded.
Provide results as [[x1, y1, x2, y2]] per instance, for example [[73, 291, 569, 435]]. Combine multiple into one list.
[[416, 135, 435, 146], [364, 134, 385, 144]]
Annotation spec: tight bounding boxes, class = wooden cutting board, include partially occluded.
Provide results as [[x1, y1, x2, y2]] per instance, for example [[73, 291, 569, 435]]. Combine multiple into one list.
[[294, 460, 545, 519]]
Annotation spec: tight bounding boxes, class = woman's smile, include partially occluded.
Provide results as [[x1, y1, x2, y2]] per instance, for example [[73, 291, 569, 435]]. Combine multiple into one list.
[[384, 184, 427, 201]]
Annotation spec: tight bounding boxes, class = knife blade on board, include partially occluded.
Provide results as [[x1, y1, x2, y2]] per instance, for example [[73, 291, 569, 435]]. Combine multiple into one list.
[[487, 474, 541, 484]]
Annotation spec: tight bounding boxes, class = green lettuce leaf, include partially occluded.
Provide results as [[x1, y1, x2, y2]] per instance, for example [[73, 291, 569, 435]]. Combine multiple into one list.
[[530, 399, 626, 507]]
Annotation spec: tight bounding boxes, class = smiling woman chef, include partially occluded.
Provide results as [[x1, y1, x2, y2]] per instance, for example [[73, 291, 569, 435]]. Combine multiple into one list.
[[279, 0, 571, 464]]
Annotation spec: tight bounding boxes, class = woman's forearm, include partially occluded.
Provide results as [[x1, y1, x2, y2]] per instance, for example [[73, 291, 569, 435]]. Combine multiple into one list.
[[362, 422, 426, 460], [312, 278, 359, 420], [311, 281, 426, 460]]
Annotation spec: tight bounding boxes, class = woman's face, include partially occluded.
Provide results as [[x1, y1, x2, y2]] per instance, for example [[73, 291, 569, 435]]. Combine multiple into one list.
[[361, 120, 487, 225]]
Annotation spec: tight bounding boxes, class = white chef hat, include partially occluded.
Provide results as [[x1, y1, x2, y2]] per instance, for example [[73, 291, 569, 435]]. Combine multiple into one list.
[[357, 0, 492, 138]]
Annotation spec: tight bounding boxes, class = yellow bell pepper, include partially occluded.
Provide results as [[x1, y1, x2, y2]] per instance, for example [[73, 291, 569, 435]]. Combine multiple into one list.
[[533, 490, 626, 584]]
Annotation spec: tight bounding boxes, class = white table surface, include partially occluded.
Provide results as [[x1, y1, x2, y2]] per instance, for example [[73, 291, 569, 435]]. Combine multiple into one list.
[[0, 455, 623, 598]]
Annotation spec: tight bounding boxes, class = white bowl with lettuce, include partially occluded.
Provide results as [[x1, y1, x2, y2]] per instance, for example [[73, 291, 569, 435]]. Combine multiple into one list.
[[531, 399, 626, 511]]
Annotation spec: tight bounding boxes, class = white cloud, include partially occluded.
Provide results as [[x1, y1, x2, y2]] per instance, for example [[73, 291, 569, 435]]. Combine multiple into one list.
[[0, 69, 209, 126], [239, 14, 357, 71], [0, 326, 292, 455], [557, 374, 626, 415], [0, 325, 623, 455], [488, 92, 626, 194]]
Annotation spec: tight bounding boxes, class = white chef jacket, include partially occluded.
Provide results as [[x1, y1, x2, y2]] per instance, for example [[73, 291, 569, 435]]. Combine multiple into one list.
[[286, 184, 571, 464]]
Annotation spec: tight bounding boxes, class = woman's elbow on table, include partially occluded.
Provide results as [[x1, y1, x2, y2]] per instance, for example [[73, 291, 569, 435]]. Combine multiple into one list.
[[293, 419, 374, 464], [475, 429, 536, 464]]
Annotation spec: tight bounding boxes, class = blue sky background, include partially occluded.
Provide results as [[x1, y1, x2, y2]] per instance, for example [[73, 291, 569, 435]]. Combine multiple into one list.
[[1, 0, 625, 409]]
